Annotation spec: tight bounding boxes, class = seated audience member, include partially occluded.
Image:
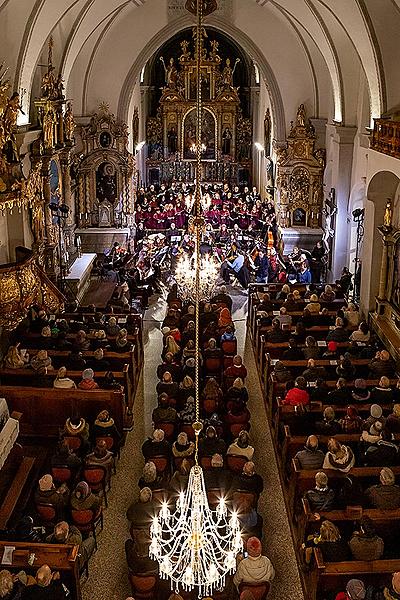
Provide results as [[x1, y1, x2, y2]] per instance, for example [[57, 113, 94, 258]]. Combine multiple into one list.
[[126, 487, 155, 528], [310, 520, 350, 562], [156, 371, 179, 399], [363, 404, 386, 431], [61, 414, 90, 450], [202, 378, 223, 406], [73, 330, 90, 352], [393, 380, 400, 403], [204, 338, 223, 361], [3, 344, 28, 369], [30, 350, 53, 373], [326, 378, 352, 406], [363, 428, 398, 467], [12, 516, 43, 543], [370, 375, 394, 403], [344, 303, 360, 327], [125, 536, 158, 576], [378, 572, 400, 600], [152, 394, 177, 424], [218, 307, 233, 331], [368, 349, 395, 378], [307, 294, 321, 314], [320, 284, 336, 302], [337, 475, 366, 509], [0, 568, 27, 599], [157, 353, 181, 382], [105, 316, 120, 337], [265, 319, 288, 343], [225, 378, 249, 407], [349, 516, 384, 561], [92, 330, 109, 351], [283, 292, 297, 312], [387, 404, 400, 433], [162, 335, 181, 360], [169, 458, 191, 494], [295, 435, 325, 469], [323, 438, 355, 472], [66, 350, 86, 371], [70, 480, 101, 514], [37, 326, 53, 350], [78, 368, 98, 390], [257, 293, 274, 313], [46, 521, 95, 566], [92, 410, 121, 447], [179, 396, 196, 424], [162, 308, 180, 330], [336, 356, 356, 381], [276, 284, 290, 300], [274, 361, 293, 384], [182, 339, 197, 363], [22, 564, 68, 599], [282, 376, 310, 407], [221, 325, 236, 344], [302, 358, 327, 382], [352, 379, 371, 402], [326, 318, 350, 342], [309, 377, 330, 404], [350, 321, 370, 343], [304, 471, 335, 512], [339, 406, 363, 433], [53, 366, 76, 389], [89, 348, 110, 372], [231, 461, 264, 497], [366, 467, 400, 510], [85, 440, 114, 485], [233, 537, 275, 589], [198, 426, 226, 458], [292, 289, 302, 302], [303, 336, 320, 360], [315, 407, 342, 436], [322, 341, 339, 359], [335, 579, 372, 600], [277, 307, 292, 330], [172, 432, 195, 460], [292, 321, 307, 344], [50, 440, 81, 472], [142, 429, 171, 460], [282, 338, 304, 361], [179, 376, 195, 404], [225, 399, 251, 431], [34, 474, 68, 517], [203, 453, 232, 494], [227, 430, 254, 461], [138, 461, 165, 491], [212, 285, 233, 311], [224, 355, 247, 381]]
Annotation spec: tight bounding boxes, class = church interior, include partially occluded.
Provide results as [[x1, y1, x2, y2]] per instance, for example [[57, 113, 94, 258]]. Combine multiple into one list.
[[1, 0, 400, 599]]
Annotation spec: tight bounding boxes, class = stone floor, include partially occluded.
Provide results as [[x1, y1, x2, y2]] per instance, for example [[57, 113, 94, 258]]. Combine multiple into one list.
[[81, 287, 304, 600]]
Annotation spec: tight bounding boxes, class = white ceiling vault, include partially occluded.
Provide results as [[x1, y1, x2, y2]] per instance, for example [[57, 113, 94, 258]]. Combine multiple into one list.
[[0, 0, 398, 137]]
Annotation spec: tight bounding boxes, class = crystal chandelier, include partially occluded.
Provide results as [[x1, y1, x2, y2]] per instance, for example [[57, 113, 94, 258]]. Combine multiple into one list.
[[152, 1, 243, 596]]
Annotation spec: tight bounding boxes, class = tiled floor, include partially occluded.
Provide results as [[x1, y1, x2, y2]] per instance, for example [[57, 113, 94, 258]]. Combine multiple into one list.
[[81, 288, 304, 600]]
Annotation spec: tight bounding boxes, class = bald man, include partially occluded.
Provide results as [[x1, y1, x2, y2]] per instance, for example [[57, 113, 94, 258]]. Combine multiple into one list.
[[23, 564, 68, 599], [294, 435, 325, 469]]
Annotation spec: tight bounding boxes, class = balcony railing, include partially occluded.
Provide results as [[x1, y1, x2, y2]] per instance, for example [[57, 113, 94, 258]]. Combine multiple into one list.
[[370, 119, 400, 158]]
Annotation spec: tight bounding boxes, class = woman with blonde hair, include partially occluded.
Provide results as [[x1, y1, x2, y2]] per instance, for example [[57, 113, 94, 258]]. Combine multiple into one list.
[[312, 520, 350, 562], [162, 335, 180, 359], [320, 284, 336, 302], [53, 366, 76, 389], [323, 438, 355, 472], [3, 344, 28, 369]]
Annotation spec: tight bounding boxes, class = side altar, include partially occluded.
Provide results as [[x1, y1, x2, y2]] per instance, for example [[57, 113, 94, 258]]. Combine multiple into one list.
[[146, 28, 252, 185]]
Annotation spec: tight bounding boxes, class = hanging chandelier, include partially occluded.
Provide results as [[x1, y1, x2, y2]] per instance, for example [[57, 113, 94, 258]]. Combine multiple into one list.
[[152, 1, 243, 597]]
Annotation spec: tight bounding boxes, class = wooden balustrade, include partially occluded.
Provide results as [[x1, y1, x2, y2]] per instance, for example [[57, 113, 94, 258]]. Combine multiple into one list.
[[370, 119, 400, 158]]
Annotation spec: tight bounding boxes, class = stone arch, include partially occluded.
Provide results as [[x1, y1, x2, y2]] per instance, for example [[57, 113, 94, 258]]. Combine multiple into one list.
[[361, 171, 400, 312], [117, 14, 287, 144]]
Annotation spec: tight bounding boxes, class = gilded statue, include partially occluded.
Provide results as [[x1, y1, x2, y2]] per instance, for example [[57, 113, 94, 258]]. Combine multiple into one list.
[[296, 103, 307, 127], [180, 40, 191, 62], [3, 92, 24, 137], [220, 58, 240, 89], [383, 199, 393, 228], [56, 73, 65, 100], [64, 102, 75, 143], [41, 66, 56, 99], [43, 106, 56, 150], [209, 40, 220, 62], [132, 107, 139, 149], [160, 57, 178, 89]]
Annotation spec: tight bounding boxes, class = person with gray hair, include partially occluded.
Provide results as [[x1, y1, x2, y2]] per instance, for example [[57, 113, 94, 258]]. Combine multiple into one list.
[[294, 435, 325, 469], [142, 428, 171, 460], [126, 487, 156, 529], [304, 471, 335, 512], [204, 453, 232, 493], [366, 467, 400, 510], [23, 564, 68, 599]]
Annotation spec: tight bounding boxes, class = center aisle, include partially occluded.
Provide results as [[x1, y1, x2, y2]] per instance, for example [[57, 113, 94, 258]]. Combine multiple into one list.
[[81, 290, 304, 600]]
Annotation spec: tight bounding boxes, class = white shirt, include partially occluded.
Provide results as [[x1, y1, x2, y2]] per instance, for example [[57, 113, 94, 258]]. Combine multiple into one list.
[[233, 555, 275, 588]]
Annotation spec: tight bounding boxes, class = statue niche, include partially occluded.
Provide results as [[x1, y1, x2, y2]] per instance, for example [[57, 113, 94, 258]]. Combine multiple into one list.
[[96, 162, 117, 204], [183, 108, 216, 160]]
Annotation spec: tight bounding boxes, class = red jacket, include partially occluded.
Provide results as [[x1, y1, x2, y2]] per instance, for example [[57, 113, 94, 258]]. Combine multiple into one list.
[[282, 387, 310, 406], [224, 365, 247, 380]]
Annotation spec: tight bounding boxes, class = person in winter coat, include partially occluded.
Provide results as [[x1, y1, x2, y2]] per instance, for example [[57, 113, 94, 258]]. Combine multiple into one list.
[[349, 516, 384, 561], [294, 435, 325, 469], [304, 471, 336, 512], [282, 376, 310, 407], [323, 438, 355, 472], [366, 467, 400, 510]]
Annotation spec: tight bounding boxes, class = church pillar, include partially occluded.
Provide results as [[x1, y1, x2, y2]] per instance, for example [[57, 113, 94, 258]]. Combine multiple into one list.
[[250, 86, 261, 189], [140, 85, 150, 186], [326, 124, 357, 279], [309, 118, 328, 149]]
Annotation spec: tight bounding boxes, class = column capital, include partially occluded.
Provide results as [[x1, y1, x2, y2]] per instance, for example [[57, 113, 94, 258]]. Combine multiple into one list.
[[328, 124, 357, 144]]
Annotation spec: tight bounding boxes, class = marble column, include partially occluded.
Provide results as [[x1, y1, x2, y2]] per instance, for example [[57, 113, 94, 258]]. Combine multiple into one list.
[[326, 124, 357, 279]]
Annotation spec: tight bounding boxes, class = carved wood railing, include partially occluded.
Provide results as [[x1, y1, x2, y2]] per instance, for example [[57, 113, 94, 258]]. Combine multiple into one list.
[[370, 119, 400, 158], [0, 247, 65, 330]]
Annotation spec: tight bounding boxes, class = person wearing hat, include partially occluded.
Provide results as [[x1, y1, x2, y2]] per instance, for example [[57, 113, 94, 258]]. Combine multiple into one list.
[[352, 379, 371, 402], [335, 578, 367, 600], [172, 432, 195, 459], [363, 404, 386, 431], [53, 366, 76, 390], [366, 467, 400, 510], [322, 340, 339, 359], [70, 481, 101, 514], [233, 536, 275, 589], [182, 357, 196, 381], [34, 474, 69, 517], [152, 393, 177, 424], [142, 429, 171, 461], [304, 471, 335, 512], [61, 415, 90, 450], [85, 440, 114, 485], [77, 368, 99, 390]]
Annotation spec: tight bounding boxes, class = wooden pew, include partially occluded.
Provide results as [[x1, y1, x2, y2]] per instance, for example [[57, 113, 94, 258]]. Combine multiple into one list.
[[0, 541, 81, 600], [312, 547, 400, 600], [0, 386, 125, 438]]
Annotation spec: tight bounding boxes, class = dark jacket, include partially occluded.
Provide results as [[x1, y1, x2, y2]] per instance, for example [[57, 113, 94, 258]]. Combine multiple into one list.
[[364, 441, 399, 467], [204, 468, 232, 494], [326, 387, 353, 406], [22, 581, 68, 600], [349, 533, 384, 561], [142, 438, 171, 460], [304, 487, 336, 512], [318, 540, 351, 562], [295, 447, 325, 470], [125, 538, 158, 575], [315, 419, 342, 436], [231, 472, 264, 497], [366, 484, 400, 510]]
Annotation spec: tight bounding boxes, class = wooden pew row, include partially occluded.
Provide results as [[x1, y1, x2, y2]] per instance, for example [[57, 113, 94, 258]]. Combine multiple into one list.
[[26, 348, 138, 408], [312, 548, 399, 600], [0, 386, 125, 438], [250, 306, 342, 342], [0, 541, 81, 600]]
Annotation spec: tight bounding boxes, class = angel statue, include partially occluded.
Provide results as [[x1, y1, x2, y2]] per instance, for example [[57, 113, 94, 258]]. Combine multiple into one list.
[[64, 102, 75, 144], [383, 199, 393, 228]]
